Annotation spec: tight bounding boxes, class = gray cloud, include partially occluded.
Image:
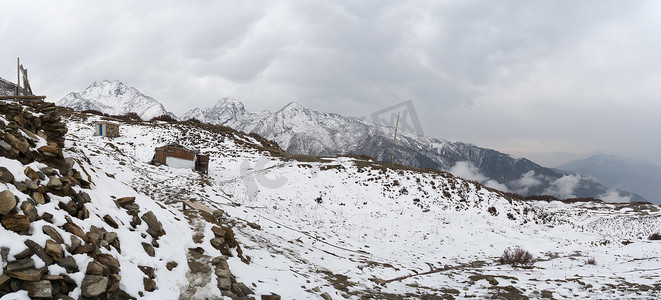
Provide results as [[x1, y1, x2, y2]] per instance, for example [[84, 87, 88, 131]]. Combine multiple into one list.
[[2, 0, 660, 166]]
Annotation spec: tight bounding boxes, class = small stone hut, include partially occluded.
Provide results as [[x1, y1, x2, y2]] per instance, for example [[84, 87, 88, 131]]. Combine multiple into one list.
[[152, 143, 209, 173], [93, 121, 119, 138]]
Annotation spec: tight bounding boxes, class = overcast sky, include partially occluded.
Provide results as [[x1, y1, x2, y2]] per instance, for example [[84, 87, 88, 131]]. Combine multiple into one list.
[[2, 0, 660, 167]]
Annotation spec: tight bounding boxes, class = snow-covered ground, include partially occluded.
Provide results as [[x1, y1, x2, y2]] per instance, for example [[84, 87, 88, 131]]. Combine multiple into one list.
[[62, 114, 661, 299]]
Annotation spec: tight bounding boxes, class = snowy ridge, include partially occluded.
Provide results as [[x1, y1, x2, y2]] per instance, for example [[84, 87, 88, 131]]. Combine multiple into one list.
[[183, 99, 645, 202], [55, 80, 173, 120], [0, 77, 22, 96], [52, 111, 661, 299]]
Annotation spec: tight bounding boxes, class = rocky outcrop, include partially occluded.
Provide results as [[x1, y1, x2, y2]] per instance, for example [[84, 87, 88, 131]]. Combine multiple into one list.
[[0, 99, 130, 299]]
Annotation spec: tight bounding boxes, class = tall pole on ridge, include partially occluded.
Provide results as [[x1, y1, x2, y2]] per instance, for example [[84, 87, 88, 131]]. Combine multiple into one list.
[[392, 112, 400, 163], [16, 57, 20, 96]]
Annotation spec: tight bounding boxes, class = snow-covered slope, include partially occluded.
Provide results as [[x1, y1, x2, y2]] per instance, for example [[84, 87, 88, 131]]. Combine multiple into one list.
[[50, 111, 661, 299], [182, 99, 645, 202], [56, 80, 173, 120]]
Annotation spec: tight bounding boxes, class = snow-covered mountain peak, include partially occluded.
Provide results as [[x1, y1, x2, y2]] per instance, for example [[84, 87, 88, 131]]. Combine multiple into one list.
[[213, 97, 246, 110], [56, 80, 174, 120], [277, 101, 307, 113]]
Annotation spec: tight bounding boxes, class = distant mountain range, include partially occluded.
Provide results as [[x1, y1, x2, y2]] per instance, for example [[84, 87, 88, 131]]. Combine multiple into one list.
[[558, 154, 661, 204], [55, 80, 173, 120], [182, 97, 645, 202], [55, 80, 646, 202]]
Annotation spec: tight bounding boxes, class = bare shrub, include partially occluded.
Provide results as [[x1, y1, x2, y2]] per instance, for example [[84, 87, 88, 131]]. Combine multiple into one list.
[[523, 195, 560, 201], [337, 153, 375, 161], [649, 233, 661, 240], [586, 257, 597, 265], [112, 112, 142, 121], [562, 197, 603, 204], [499, 247, 534, 266], [81, 109, 106, 116], [150, 114, 177, 122], [488, 206, 498, 216]]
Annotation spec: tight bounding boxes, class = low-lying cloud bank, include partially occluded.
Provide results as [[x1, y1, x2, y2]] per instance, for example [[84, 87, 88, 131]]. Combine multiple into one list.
[[449, 161, 632, 203]]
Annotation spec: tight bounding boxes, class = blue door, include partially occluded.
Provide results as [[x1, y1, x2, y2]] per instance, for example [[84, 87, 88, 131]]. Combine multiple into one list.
[[99, 124, 103, 136]]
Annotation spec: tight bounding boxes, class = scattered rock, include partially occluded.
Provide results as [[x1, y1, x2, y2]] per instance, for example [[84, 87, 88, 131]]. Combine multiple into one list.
[[23, 179, 38, 190], [1, 214, 31, 232], [124, 203, 140, 216], [46, 176, 62, 190], [38, 144, 63, 157], [96, 254, 120, 273], [6, 258, 35, 272], [247, 222, 261, 230], [0, 167, 14, 183], [211, 256, 229, 268], [63, 158, 74, 176], [73, 243, 94, 255], [103, 215, 119, 229], [20, 201, 37, 221], [14, 248, 33, 259], [0, 189, 17, 215], [130, 214, 142, 227], [42, 225, 64, 244], [40, 212, 53, 223], [103, 232, 118, 244], [58, 200, 78, 216], [10, 278, 22, 291], [141, 211, 163, 237], [320, 292, 332, 300], [107, 274, 122, 293], [210, 237, 224, 250], [217, 277, 232, 291], [6, 267, 47, 281], [68, 235, 82, 253], [143, 277, 156, 292], [39, 167, 56, 176], [23, 280, 52, 298], [86, 231, 102, 246], [232, 282, 254, 297], [32, 191, 46, 205], [45, 240, 64, 262], [211, 226, 226, 237], [142, 242, 155, 257], [166, 261, 178, 271], [212, 209, 225, 220], [5, 133, 29, 153], [63, 219, 88, 242], [24, 166, 39, 181], [81, 275, 109, 297], [138, 266, 155, 279], [86, 261, 106, 275], [261, 294, 282, 300], [0, 274, 9, 286], [0, 140, 11, 152], [25, 239, 54, 266], [57, 256, 79, 273], [14, 181, 29, 192], [214, 266, 231, 278], [117, 196, 136, 206]]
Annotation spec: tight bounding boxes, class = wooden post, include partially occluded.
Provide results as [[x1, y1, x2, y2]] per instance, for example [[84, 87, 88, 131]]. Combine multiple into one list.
[[16, 57, 19, 96], [21, 66, 33, 96]]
